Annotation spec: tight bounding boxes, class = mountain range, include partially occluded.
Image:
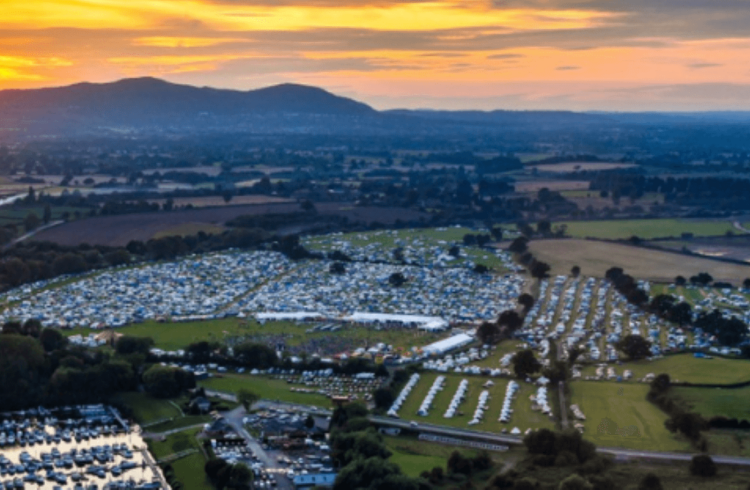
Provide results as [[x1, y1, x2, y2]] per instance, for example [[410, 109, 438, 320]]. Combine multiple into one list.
[[2, 77, 750, 139]]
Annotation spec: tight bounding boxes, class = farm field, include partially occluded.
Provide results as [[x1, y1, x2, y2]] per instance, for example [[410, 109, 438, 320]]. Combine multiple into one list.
[[514, 180, 590, 193], [395, 372, 555, 433], [554, 219, 738, 240], [527, 239, 750, 283], [658, 235, 750, 263], [152, 222, 226, 239], [579, 354, 750, 385], [672, 386, 750, 420], [384, 436, 481, 478], [529, 162, 636, 173], [198, 373, 334, 408], [149, 195, 294, 208], [31, 203, 428, 246], [568, 382, 690, 452]]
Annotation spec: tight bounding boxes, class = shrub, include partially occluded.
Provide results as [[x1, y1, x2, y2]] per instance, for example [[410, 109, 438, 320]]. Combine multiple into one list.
[[689, 454, 717, 477]]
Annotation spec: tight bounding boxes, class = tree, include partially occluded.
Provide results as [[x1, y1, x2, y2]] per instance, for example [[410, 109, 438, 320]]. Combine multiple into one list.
[[616, 334, 652, 360], [690, 272, 713, 286], [649, 294, 676, 317], [115, 336, 154, 355], [43, 204, 52, 224], [638, 473, 663, 490], [143, 365, 195, 398], [518, 293, 535, 312], [668, 302, 692, 326], [329, 262, 346, 274], [222, 191, 233, 203], [473, 263, 490, 274], [571, 265, 581, 277], [567, 346, 584, 366], [512, 349, 541, 379], [39, 328, 67, 353], [743, 278, 750, 289], [448, 245, 460, 257], [675, 275, 687, 286], [498, 310, 524, 332], [537, 220, 552, 236], [558, 474, 593, 490], [476, 322, 501, 345], [235, 342, 277, 369], [388, 272, 407, 287], [301, 200, 316, 212], [373, 388, 395, 410], [305, 414, 315, 430], [52, 253, 87, 275], [238, 389, 259, 410], [689, 454, 717, 477], [529, 260, 551, 279], [508, 237, 529, 254], [24, 212, 41, 232]]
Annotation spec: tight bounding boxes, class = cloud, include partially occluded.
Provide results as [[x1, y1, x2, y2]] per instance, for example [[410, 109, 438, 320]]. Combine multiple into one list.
[[487, 53, 524, 59], [687, 62, 722, 69], [556, 65, 580, 70]]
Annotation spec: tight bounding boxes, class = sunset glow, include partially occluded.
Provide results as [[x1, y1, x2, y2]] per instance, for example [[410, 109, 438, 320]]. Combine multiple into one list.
[[1, 0, 749, 110]]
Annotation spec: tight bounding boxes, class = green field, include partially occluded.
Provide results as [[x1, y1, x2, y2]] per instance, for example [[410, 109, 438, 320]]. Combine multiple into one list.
[[147, 428, 202, 460], [554, 219, 738, 240], [66, 318, 444, 353], [396, 373, 555, 433], [115, 392, 183, 424], [568, 382, 689, 452], [672, 386, 750, 420], [384, 436, 479, 477], [148, 415, 213, 433], [171, 453, 213, 490], [198, 374, 334, 408], [579, 354, 750, 385]]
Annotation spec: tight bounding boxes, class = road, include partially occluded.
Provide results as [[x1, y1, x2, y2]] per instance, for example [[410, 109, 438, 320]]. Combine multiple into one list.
[[733, 221, 750, 234], [222, 406, 294, 490], [4, 220, 64, 249]]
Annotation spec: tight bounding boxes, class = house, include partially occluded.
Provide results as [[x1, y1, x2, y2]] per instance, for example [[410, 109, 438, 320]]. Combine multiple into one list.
[[293, 472, 337, 489], [204, 417, 232, 438], [189, 397, 212, 414]]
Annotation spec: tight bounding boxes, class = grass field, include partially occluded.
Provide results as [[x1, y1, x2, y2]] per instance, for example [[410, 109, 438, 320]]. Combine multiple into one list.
[[148, 415, 213, 433], [147, 428, 202, 460], [384, 436, 480, 477], [579, 354, 750, 384], [527, 239, 750, 283], [114, 392, 183, 423], [554, 219, 738, 240], [396, 373, 555, 433], [198, 374, 333, 408], [171, 453, 213, 490], [672, 386, 750, 420], [65, 318, 445, 354], [529, 162, 637, 173], [568, 382, 689, 452]]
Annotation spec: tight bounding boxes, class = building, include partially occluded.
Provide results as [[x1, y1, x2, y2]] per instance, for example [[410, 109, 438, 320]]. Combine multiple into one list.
[[293, 472, 337, 489]]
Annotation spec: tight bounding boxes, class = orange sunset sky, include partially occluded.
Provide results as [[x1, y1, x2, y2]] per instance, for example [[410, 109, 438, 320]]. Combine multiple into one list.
[[1, 0, 750, 111]]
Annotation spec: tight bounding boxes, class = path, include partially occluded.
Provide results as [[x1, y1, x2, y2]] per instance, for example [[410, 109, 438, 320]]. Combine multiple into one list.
[[4, 220, 64, 249], [733, 221, 750, 234], [141, 423, 208, 440]]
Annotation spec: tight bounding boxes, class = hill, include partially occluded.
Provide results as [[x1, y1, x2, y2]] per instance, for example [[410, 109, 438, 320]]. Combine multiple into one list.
[[0, 77, 375, 134]]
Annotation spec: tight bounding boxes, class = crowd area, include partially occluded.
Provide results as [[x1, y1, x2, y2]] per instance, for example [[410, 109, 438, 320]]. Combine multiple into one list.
[[0, 247, 525, 327]]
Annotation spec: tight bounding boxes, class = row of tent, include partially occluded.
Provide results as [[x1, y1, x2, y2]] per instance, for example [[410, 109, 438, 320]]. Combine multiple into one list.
[[417, 376, 446, 417], [387, 374, 420, 418]]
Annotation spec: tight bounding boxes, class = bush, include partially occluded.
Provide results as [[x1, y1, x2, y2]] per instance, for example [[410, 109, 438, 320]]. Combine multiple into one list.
[[689, 454, 717, 477], [638, 473, 663, 490], [555, 450, 579, 467]]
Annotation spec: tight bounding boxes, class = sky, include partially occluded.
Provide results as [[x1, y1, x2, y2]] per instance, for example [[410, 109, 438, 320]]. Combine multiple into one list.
[[2, 0, 750, 111]]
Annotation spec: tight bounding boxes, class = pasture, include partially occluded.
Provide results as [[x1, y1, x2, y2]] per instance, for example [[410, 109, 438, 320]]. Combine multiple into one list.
[[568, 382, 689, 452], [527, 239, 750, 283], [114, 392, 183, 424], [197, 374, 333, 408], [579, 354, 750, 385], [554, 219, 738, 240], [384, 436, 481, 477], [672, 386, 750, 420]]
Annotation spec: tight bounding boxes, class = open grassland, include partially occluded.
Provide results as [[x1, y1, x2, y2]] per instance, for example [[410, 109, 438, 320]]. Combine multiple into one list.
[[198, 374, 334, 408], [114, 392, 183, 424], [527, 239, 750, 283], [672, 386, 750, 420], [569, 382, 689, 452], [395, 372, 555, 433], [170, 453, 213, 490], [384, 436, 481, 477], [579, 354, 750, 385], [65, 318, 445, 353], [555, 219, 738, 240]]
